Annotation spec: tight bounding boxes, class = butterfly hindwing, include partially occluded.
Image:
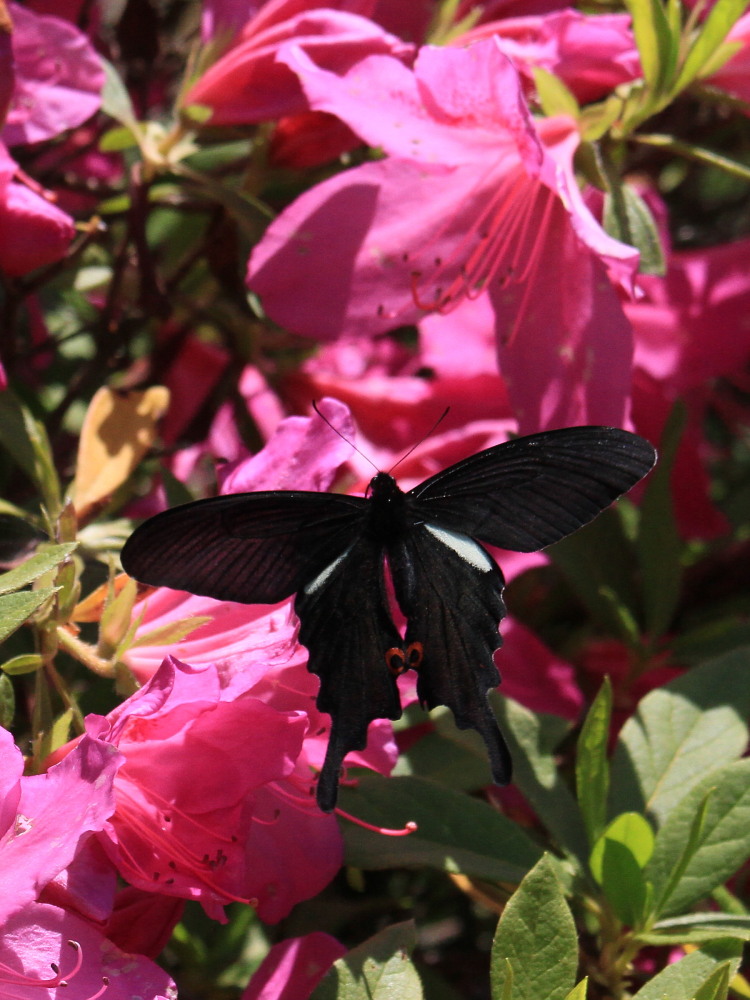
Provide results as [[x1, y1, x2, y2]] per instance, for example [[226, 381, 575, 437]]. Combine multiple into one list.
[[409, 427, 657, 551], [388, 523, 512, 786], [295, 534, 403, 812], [121, 491, 367, 604]]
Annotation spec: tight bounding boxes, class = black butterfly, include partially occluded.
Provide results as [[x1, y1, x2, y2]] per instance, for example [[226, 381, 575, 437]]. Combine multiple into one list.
[[121, 426, 656, 811]]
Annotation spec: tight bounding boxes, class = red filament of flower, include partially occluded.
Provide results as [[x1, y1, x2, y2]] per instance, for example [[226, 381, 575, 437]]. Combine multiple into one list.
[[0, 939, 110, 999], [335, 806, 418, 837], [409, 166, 544, 316], [121, 769, 238, 846], [267, 770, 322, 812], [112, 778, 251, 905]]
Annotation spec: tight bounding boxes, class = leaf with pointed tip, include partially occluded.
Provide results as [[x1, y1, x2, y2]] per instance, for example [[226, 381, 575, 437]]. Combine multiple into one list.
[[609, 651, 750, 827], [577, 677, 612, 847], [0, 588, 59, 644], [310, 921, 423, 1000], [0, 544, 77, 595], [647, 759, 750, 917], [490, 855, 578, 1000], [631, 940, 743, 999]]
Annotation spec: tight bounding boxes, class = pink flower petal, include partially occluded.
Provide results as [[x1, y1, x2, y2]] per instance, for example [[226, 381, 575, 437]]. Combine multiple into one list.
[[0, 732, 121, 924], [0, 901, 176, 1000], [218, 395, 356, 492], [0, 178, 75, 276], [243, 932, 346, 1000], [4, 2, 104, 146], [185, 6, 411, 125], [282, 38, 541, 166]]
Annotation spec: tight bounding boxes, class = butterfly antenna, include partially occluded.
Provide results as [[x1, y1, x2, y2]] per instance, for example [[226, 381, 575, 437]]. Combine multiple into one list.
[[311, 400, 379, 473], [388, 406, 450, 476]]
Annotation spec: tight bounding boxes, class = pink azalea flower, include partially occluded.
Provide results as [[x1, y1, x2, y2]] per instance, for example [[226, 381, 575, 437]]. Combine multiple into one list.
[[217, 393, 356, 492], [83, 654, 341, 923], [459, 8, 641, 104], [0, 726, 121, 925], [3, 2, 104, 147], [183, 0, 413, 126], [0, 141, 76, 276], [0, 900, 176, 1000], [706, 10, 750, 106], [242, 932, 346, 1000], [102, 885, 185, 958], [496, 618, 582, 719], [247, 38, 638, 431], [457, 0, 569, 19], [39, 837, 118, 925], [268, 108, 365, 167], [158, 332, 231, 448], [201, 0, 262, 41], [280, 297, 515, 461], [368, 0, 435, 43], [627, 237, 750, 538]]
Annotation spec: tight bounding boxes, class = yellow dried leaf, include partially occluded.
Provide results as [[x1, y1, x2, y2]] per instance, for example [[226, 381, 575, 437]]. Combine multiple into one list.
[[72, 386, 170, 521]]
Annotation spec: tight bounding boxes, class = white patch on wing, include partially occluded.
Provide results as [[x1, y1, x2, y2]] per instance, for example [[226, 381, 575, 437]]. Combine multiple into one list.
[[304, 545, 354, 595], [424, 525, 493, 571]]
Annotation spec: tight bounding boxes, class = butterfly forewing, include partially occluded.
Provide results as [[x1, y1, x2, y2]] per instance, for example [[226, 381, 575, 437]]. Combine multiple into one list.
[[121, 491, 367, 604], [408, 427, 657, 551]]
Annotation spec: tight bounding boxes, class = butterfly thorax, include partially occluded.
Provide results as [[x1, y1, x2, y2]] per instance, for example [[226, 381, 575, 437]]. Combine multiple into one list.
[[365, 472, 412, 542]]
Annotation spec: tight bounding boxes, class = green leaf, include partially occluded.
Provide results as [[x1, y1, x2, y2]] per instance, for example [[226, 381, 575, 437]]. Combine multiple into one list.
[[576, 677, 612, 847], [497, 959, 514, 1000], [625, 0, 677, 92], [603, 182, 666, 276], [0, 588, 59, 644], [490, 855, 577, 1000], [590, 813, 655, 877], [339, 773, 542, 885], [564, 980, 589, 1000], [310, 921, 423, 1000], [0, 673, 14, 728], [100, 56, 139, 130], [99, 125, 141, 152], [638, 912, 750, 945], [547, 509, 641, 643], [647, 759, 750, 916], [396, 711, 509, 791], [590, 813, 654, 926], [98, 578, 139, 659], [650, 785, 714, 917], [130, 616, 214, 650], [692, 962, 732, 1000], [675, 0, 749, 93], [1, 654, 44, 676], [631, 941, 743, 999], [0, 544, 77, 596], [0, 392, 42, 486], [609, 650, 750, 827], [636, 404, 684, 638], [173, 163, 273, 238], [0, 393, 61, 515], [532, 67, 580, 118], [632, 132, 750, 182], [492, 694, 589, 868]]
